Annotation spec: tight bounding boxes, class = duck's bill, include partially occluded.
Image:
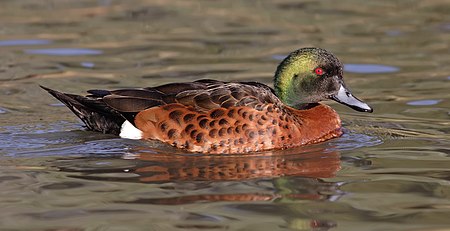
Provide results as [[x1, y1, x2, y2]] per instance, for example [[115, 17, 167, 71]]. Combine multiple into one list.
[[331, 85, 373, 113]]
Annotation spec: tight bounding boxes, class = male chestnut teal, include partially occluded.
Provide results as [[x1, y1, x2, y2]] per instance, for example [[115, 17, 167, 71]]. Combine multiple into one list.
[[41, 47, 373, 154]]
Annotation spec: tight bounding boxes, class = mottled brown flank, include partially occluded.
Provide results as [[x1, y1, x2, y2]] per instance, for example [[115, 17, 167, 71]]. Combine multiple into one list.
[[210, 109, 225, 118], [184, 124, 194, 133], [183, 113, 196, 123], [167, 129, 177, 139], [169, 110, 183, 125], [134, 103, 342, 154]]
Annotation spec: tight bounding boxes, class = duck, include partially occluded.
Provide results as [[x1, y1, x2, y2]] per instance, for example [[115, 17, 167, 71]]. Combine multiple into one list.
[[41, 47, 373, 154]]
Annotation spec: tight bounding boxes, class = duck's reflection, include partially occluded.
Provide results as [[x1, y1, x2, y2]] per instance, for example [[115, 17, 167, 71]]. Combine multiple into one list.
[[127, 146, 341, 231], [132, 145, 340, 183], [60, 144, 342, 230], [123, 145, 342, 203]]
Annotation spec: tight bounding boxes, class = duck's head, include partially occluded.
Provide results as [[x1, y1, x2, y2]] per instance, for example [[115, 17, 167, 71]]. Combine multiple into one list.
[[274, 47, 373, 112]]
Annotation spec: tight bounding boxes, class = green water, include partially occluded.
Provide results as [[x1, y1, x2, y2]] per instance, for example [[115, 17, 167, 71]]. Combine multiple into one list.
[[0, 1, 449, 230]]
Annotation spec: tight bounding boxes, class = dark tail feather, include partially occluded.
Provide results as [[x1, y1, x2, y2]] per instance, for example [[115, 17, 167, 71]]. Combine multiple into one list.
[[40, 85, 125, 135]]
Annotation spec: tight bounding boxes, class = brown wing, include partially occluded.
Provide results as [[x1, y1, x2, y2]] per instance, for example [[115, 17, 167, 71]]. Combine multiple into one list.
[[88, 79, 282, 113], [172, 79, 281, 111]]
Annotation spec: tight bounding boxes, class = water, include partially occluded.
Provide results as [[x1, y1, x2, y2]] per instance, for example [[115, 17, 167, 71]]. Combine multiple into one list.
[[0, 0, 449, 230]]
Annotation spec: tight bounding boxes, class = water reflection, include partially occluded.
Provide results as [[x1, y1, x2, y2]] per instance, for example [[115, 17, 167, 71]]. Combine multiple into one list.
[[0, 39, 51, 46], [108, 147, 342, 230], [407, 99, 442, 106], [25, 48, 103, 56], [134, 148, 340, 183], [55, 145, 344, 209]]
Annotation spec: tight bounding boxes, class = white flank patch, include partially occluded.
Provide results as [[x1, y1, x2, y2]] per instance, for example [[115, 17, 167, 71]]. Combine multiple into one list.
[[120, 120, 143, 140]]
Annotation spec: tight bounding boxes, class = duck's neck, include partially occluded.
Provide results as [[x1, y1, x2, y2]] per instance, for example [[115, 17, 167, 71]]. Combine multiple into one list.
[[273, 54, 316, 108], [273, 70, 315, 109]]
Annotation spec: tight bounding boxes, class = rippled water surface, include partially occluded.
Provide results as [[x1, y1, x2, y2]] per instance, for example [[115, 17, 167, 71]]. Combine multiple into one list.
[[1, 1, 449, 230]]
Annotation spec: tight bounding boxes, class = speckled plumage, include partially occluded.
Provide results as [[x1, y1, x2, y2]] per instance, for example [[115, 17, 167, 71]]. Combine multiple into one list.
[[41, 47, 372, 154]]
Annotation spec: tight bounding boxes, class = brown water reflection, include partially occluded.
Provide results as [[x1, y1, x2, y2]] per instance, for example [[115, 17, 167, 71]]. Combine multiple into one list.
[[123, 148, 341, 231], [43, 143, 344, 230], [123, 147, 341, 206], [135, 149, 340, 183]]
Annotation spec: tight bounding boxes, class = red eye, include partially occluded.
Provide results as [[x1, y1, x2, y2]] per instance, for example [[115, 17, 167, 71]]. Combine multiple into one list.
[[315, 67, 324, 76]]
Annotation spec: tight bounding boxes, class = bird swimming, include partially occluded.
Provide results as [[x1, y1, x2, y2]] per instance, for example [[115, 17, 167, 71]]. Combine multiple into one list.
[[41, 47, 372, 154]]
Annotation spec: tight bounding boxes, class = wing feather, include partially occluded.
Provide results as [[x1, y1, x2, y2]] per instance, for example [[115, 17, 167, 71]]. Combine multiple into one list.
[[89, 79, 281, 114]]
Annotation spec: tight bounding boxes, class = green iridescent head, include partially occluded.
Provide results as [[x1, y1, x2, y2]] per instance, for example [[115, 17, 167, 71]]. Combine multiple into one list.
[[273, 47, 373, 112]]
